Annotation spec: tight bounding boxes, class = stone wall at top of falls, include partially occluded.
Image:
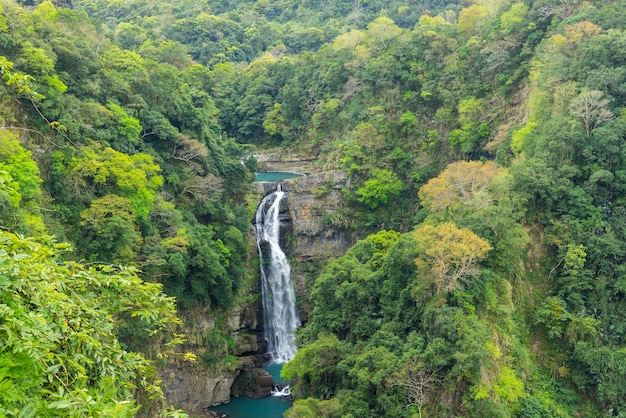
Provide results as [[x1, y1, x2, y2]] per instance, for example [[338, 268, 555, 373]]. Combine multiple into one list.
[[253, 148, 318, 175]]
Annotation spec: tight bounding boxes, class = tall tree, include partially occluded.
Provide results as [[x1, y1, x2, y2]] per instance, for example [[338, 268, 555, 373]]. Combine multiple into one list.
[[413, 222, 491, 294]]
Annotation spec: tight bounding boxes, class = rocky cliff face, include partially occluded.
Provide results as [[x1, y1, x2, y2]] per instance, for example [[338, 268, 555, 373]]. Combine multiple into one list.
[[159, 299, 274, 414], [161, 365, 235, 412], [253, 169, 353, 262], [282, 170, 352, 260]]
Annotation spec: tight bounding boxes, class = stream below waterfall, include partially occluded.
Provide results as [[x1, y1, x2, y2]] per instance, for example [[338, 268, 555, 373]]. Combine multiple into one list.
[[210, 364, 292, 418]]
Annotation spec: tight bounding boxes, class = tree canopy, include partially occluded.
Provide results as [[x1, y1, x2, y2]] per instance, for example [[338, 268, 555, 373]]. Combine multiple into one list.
[[3, 0, 626, 415]]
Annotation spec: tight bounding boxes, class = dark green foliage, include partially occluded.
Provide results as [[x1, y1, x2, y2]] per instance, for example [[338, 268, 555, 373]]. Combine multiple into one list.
[[0, 0, 253, 313], [290, 228, 546, 417]]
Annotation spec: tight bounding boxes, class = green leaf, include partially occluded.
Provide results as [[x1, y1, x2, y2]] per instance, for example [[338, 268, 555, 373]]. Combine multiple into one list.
[[47, 400, 71, 409]]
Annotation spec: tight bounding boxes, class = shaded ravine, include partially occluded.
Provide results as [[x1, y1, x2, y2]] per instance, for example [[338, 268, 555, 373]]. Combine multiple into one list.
[[211, 173, 353, 416]]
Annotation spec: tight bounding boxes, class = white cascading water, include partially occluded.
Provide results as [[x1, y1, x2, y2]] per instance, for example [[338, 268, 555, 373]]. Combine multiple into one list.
[[255, 184, 300, 369]]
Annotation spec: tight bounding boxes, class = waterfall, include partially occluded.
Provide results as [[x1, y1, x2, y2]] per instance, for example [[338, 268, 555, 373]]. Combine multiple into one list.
[[255, 184, 300, 364]]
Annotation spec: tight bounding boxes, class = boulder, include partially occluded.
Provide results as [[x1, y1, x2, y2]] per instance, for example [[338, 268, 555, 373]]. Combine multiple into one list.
[[231, 367, 275, 398], [161, 365, 235, 412]]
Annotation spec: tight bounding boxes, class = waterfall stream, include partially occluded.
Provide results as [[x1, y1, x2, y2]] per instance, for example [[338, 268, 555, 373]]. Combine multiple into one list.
[[255, 184, 299, 364]]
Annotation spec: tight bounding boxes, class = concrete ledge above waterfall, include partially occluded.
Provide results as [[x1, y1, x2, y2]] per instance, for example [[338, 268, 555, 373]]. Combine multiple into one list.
[[252, 148, 318, 175]]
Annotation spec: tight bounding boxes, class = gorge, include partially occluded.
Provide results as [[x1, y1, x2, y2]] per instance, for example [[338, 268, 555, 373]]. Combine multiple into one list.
[[158, 167, 354, 414]]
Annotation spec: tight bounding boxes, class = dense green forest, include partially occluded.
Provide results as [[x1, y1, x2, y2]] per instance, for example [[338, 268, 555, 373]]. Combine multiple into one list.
[[1, 0, 626, 416]]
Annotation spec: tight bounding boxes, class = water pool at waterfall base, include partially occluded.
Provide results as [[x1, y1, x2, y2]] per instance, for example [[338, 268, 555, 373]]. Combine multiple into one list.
[[254, 172, 302, 182], [209, 395, 292, 418], [209, 363, 293, 418]]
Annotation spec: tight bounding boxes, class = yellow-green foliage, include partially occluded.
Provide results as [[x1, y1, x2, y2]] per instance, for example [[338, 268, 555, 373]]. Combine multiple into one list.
[[413, 222, 492, 294], [286, 398, 343, 418], [494, 367, 525, 405], [0, 131, 41, 201], [70, 146, 163, 220], [510, 122, 536, 154], [0, 131, 43, 234], [499, 2, 529, 35]]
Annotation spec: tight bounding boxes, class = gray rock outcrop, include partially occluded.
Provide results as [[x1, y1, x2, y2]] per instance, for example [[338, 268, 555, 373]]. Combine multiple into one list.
[[162, 367, 235, 411], [282, 170, 352, 260]]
